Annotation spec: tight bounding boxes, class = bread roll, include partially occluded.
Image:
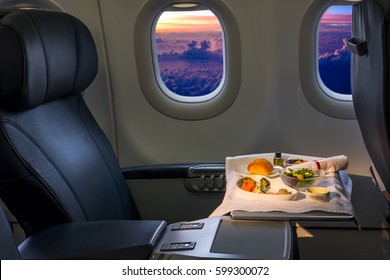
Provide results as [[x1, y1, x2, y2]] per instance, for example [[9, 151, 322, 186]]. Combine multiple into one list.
[[247, 158, 273, 175]]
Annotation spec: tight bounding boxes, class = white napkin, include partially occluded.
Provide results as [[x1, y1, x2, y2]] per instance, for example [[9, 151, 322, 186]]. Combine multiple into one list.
[[288, 155, 348, 174], [209, 153, 355, 218]]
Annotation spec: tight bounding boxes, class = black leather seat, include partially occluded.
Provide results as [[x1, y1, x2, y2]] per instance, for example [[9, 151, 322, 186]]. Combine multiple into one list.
[[347, 0, 390, 221], [0, 207, 20, 260], [0, 9, 166, 259]]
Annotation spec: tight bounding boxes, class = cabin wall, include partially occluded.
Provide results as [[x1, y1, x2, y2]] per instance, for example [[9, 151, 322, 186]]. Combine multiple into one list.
[[54, 0, 372, 177], [53, 0, 118, 151]]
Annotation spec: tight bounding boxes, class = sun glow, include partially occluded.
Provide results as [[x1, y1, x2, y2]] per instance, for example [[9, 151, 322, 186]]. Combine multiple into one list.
[[156, 10, 221, 33]]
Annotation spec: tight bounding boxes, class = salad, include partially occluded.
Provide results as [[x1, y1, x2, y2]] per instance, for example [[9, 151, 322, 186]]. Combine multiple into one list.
[[283, 168, 319, 180]]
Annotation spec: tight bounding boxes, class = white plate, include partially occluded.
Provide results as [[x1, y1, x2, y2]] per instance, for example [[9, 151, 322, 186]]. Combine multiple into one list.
[[235, 165, 283, 178], [235, 176, 297, 201]]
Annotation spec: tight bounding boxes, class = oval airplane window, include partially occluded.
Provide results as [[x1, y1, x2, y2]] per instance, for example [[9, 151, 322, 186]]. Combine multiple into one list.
[[135, 0, 241, 120], [153, 9, 224, 103], [299, 0, 356, 119]]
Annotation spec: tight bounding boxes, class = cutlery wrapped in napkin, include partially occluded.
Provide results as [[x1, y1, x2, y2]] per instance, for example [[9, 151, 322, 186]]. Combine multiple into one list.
[[288, 155, 348, 173]]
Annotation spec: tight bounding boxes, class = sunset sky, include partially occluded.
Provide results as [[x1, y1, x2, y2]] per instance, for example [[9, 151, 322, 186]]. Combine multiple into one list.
[[321, 5, 352, 23], [156, 10, 221, 33], [156, 5, 351, 33]]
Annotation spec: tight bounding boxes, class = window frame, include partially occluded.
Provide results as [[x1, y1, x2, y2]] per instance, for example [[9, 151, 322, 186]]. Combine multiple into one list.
[[134, 0, 241, 120], [299, 0, 358, 119]]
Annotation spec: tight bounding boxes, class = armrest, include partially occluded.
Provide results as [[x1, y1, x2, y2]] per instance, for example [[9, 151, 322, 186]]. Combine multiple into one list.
[[18, 220, 167, 260], [122, 163, 225, 179]]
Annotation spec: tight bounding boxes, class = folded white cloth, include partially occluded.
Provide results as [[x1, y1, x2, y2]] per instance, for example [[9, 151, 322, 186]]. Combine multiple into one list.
[[209, 153, 355, 217], [288, 155, 348, 174]]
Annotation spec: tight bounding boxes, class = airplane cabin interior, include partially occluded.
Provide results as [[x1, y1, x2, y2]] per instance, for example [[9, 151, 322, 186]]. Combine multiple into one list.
[[1, 0, 390, 263]]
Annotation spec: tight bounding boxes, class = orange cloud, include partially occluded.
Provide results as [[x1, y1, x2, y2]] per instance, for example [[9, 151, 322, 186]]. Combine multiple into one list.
[[156, 11, 221, 33]]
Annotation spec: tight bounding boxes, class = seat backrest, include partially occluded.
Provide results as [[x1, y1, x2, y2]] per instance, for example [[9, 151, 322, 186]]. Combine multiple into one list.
[[348, 0, 390, 202], [0, 9, 139, 237]]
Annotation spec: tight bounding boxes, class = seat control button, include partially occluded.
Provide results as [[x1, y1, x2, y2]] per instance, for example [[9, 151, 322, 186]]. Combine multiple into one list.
[[206, 175, 215, 188], [216, 174, 225, 189], [160, 242, 196, 251], [171, 222, 204, 231]]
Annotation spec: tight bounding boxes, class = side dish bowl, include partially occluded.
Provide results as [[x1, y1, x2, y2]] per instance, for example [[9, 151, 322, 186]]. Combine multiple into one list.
[[279, 168, 325, 191], [305, 186, 330, 202]]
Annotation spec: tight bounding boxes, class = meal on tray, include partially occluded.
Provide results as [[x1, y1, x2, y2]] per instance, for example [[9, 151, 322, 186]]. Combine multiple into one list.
[[233, 158, 300, 200]]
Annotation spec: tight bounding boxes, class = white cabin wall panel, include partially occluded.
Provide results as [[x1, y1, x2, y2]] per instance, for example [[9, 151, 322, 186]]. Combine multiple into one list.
[[97, 0, 169, 164], [52, 0, 118, 150]]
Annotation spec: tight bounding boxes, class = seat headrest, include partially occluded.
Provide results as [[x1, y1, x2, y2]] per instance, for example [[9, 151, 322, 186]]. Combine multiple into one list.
[[0, 9, 98, 110]]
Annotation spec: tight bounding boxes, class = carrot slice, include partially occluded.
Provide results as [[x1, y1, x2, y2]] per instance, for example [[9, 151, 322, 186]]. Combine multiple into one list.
[[241, 179, 256, 192]]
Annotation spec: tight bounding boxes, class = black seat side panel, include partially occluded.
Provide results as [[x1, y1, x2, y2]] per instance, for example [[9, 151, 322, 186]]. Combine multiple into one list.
[[0, 207, 20, 259], [351, 0, 390, 194]]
